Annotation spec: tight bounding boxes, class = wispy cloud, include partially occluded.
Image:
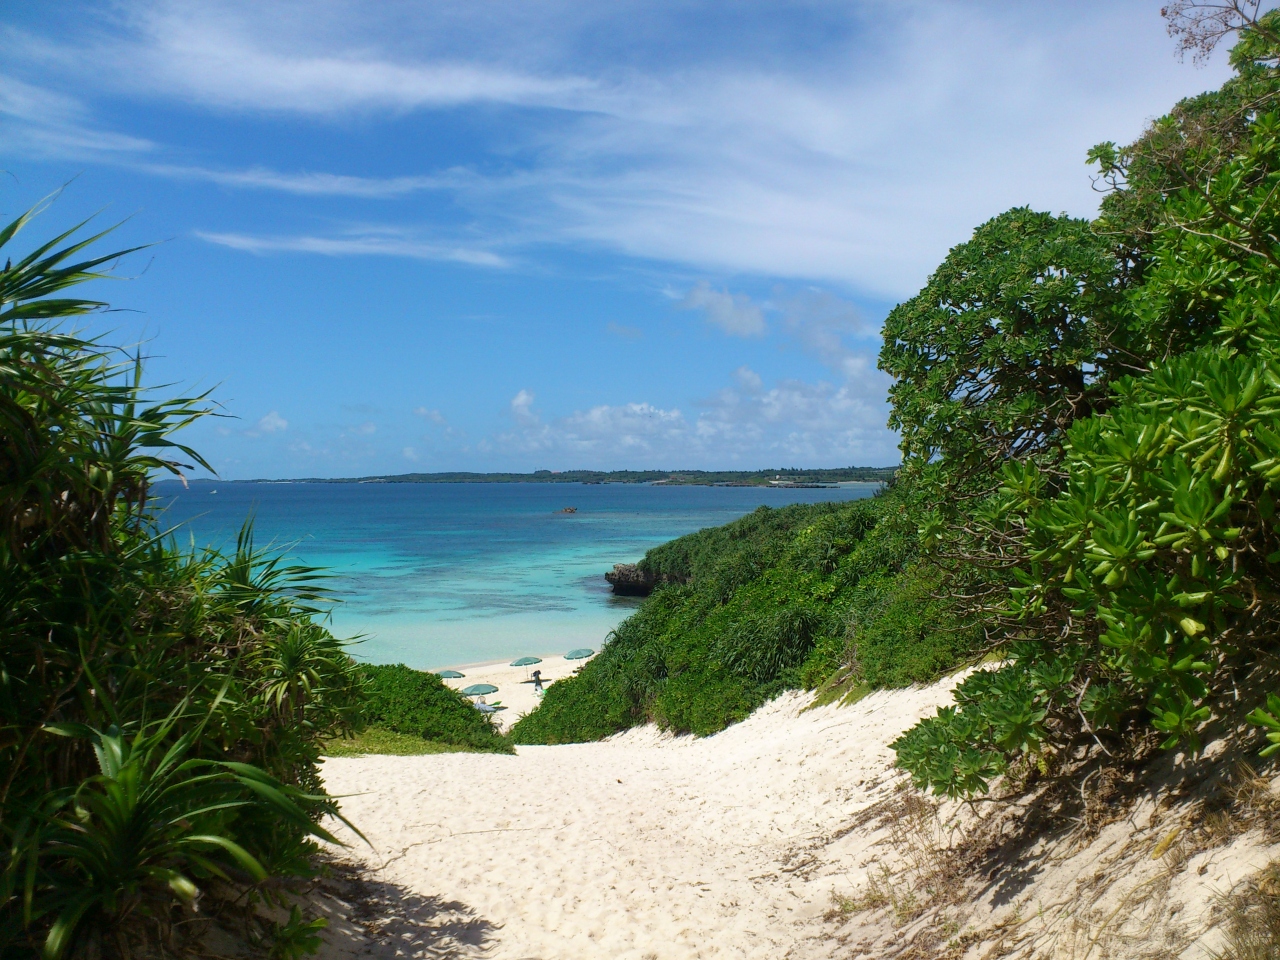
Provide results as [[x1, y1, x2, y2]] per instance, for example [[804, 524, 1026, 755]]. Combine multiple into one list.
[[733, 365, 763, 394], [0, 74, 152, 158], [681, 282, 766, 338], [413, 406, 447, 424], [606, 321, 642, 340], [2, 1, 1235, 295], [781, 289, 878, 381], [494, 379, 895, 465], [510, 389, 538, 425], [195, 229, 508, 267], [495, 322, 895, 466], [141, 162, 452, 197]]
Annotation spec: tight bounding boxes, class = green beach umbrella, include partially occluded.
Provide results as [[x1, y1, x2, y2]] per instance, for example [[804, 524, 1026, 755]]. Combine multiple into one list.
[[462, 683, 499, 696], [510, 657, 542, 667], [564, 648, 594, 660], [437, 670, 465, 679]]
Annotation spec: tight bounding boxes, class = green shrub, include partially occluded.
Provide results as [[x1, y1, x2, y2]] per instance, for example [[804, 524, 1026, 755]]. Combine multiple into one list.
[[889, 10, 1280, 801], [323, 727, 487, 757], [0, 203, 363, 956], [357, 664, 512, 753], [896, 344, 1280, 797]]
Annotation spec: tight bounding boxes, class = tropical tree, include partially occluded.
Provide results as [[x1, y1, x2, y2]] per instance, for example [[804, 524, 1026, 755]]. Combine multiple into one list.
[[891, 6, 1280, 799]]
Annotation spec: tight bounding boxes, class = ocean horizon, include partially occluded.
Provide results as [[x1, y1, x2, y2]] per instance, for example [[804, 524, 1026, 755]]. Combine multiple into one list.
[[154, 480, 877, 669]]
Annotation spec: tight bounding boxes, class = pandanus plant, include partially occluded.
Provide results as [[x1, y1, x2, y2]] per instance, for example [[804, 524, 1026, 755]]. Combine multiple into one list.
[[13, 704, 345, 960], [0, 197, 366, 957]]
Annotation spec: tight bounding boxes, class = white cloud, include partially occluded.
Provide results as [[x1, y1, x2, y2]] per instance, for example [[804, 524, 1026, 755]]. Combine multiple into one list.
[[681, 282, 766, 337], [781, 289, 879, 383], [606, 321, 642, 340], [0, 74, 152, 158], [194, 230, 508, 267], [499, 398, 689, 458], [493, 370, 895, 466], [413, 406, 447, 424], [486, 281, 896, 466], [3, 6, 588, 116], [402, 446, 418, 460], [256, 410, 288, 433], [510, 389, 538, 425], [142, 162, 451, 197], [733, 365, 763, 394], [354, 421, 376, 435]]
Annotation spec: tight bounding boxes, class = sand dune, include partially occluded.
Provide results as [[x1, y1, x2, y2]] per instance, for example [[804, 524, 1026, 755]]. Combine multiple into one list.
[[318, 679, 956, 959], [318, 672, 1280, 959]]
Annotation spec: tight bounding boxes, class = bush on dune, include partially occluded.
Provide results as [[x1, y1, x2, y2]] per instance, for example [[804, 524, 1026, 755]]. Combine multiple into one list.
[[890, 8, 1280, 799], [357, 664, 512, 753], [510, 493, 980, 744]]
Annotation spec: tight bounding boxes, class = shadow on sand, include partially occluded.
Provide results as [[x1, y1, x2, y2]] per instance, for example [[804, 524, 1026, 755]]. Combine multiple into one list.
[[312, 859, 501, 959]]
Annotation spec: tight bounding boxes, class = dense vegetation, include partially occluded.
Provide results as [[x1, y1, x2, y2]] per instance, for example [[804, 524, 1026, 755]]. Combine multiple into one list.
[[509, 491, 978, 743], [515, 6, 1280, 804], [0, 206, 372, 956], [277, 466, 896, 486], [890, 5, 1280, 798], [358, 664, 511, 753]]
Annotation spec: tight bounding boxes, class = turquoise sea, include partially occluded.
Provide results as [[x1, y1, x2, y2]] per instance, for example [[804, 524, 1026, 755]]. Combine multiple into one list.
[[154, 481, 877, 669]]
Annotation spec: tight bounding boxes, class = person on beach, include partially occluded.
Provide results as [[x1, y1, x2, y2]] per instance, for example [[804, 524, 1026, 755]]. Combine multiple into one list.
[[532, 669, 543, 694]]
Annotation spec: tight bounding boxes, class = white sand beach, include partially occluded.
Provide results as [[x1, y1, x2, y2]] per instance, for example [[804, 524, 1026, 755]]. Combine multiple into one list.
[[438, 652, 595, 732], [318, 670, 1280, 959], [317, 678, 957, 959]]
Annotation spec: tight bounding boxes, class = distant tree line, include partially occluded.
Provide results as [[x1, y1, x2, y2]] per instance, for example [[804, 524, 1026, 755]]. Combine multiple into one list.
[[233, 466, 898, 486]]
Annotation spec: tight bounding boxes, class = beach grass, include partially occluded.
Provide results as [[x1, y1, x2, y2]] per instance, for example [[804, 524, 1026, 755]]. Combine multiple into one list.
[[322, 726, 487, 757]]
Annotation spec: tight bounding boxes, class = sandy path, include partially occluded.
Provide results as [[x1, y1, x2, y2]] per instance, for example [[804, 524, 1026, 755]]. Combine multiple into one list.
[[320, 680, 956, 959]]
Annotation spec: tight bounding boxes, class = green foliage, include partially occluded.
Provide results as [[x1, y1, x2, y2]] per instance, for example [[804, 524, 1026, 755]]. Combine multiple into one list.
[[0, 203, 364, 957], [879, 208, 1134, 482], [19, 716, 343, 960], [357, 664, 512, 754], [322, 727, 484, 757], [266, 906, 329, 960], [512, 491, 980, 744], [896, 326, 1280, 796], [893, 12, 1280, 799]]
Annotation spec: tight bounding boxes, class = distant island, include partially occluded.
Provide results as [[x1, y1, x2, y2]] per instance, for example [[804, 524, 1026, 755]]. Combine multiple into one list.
[[230, 466, 898, 487]]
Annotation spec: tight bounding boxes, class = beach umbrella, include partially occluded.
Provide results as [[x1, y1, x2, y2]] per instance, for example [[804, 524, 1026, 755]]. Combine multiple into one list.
[[564, 648, 595, 660], [436, 670, 465, 679], [510, 655, 542, 679], [462, 683, 499, 696]]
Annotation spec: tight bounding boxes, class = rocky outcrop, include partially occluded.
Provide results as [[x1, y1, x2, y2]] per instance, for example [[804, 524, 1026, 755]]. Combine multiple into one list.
[[605, 564, 655, 596], [605, 563, 688, 596]]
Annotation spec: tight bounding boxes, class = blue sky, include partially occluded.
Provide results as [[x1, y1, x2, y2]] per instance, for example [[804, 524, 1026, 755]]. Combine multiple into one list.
[[1, 1, 1233, 478]]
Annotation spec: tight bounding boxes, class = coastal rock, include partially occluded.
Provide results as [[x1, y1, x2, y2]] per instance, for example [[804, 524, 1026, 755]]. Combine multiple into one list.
[[604, 563, 670, 596]]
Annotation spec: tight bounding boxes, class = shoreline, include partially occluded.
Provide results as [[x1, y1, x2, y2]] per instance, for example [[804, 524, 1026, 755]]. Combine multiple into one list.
[[435, 650, 598, 731]]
